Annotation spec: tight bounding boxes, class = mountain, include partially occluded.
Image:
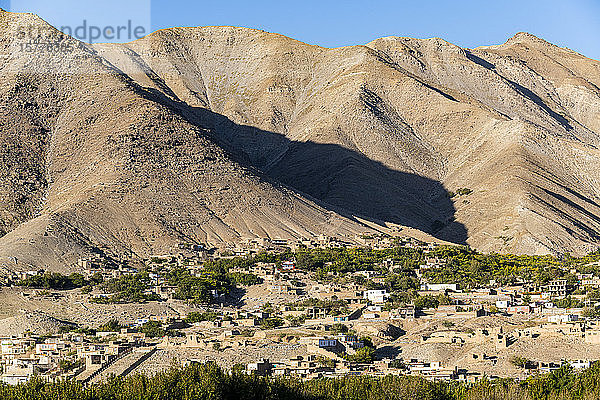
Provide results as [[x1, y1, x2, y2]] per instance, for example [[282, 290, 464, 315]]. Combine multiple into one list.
[[93, 27, 600, 256], [0, 11, 371, 271], [1, 10, 599, 270]]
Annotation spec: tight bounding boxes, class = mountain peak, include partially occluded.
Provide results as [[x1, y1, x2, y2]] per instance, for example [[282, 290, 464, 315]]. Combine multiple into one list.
[[505, 32, 551, 47]]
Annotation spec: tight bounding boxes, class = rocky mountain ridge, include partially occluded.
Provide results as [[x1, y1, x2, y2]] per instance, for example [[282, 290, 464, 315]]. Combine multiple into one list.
[[0, 10, 599, 270]]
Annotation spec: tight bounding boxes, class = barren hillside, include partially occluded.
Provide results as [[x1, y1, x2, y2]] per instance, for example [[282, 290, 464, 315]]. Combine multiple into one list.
[[0, 11, 370, 271], [1, 10, 599, 271], [93, 26, 600, 255]]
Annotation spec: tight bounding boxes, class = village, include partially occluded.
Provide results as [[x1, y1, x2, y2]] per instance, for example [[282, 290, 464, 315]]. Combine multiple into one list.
[[2, 234, 600, 385]]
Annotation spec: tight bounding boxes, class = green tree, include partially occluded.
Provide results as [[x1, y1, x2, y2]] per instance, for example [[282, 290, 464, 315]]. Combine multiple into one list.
[[97, 319, 122, 332], [413, 295, 439, 310], [346, 347, 376, 363], [509, 355, 529, 369], [260, 317, 284, 330], [139, 321, 165, 338], [582, 307, 599, 318]]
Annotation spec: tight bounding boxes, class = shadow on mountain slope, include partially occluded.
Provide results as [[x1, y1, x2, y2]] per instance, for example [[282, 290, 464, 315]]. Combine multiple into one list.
[[465, 50, 572, 131], [140, 88, 468, 245]]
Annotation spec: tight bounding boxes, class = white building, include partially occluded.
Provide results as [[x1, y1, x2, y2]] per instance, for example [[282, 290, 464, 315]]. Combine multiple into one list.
[[420, 283, 458, 292], [1, 356, 51, 385], [495, 300, 510, 309], [569, 360, 592, 370], [363, 290, 389, 304], [548, 314, 579, 324]]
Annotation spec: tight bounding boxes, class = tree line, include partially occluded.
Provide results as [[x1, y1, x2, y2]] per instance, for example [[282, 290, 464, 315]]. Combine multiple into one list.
[[4, 361, 600, 400]]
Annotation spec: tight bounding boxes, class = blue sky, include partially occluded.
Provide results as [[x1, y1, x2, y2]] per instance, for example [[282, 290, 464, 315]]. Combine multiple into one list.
[[4, 0, 600, 60], [153, 0, 599, 59]]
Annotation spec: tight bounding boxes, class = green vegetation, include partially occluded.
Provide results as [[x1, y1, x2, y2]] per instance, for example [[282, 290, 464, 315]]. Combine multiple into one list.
[[389, 359, 406, 369], [165, 266, 232, 304], [583, 307, 600, 318], [262, 245, 600, 294], [60, 318, 170, 338], [17, 272, 94, 290], [58, 325, 96, 336], [420, 246, 586, 289], [21, 242, 594, 310], [139, 321, 165, 338], [89, 256, 256, 305], [97, 319, 123, 332], [412, 294, 451, 310], [510, 355, 530, 369], [286, 298, 350, 316], [285, 315, 306, 327], [383, 274, 419, 292], [316, 356, 337, 368], [94, 244, 598, 310], [58, 359, 83, 372], [91, 272, 159, 304], [260, 317, 285, 330], [342, 337, 376, 364], [74, 243, 600, 308], [554, 296, 584, 309], [330, 323, 349, 334], [220, 243, 597, 299], [90, 262, 242, 305], [344, 346, 376, 363], [293, 246, 422, 281], [447, 188, 473, 198], [7, 362, 600, 400], [184, 311, 220, 324], [228, 272, 262, 286]]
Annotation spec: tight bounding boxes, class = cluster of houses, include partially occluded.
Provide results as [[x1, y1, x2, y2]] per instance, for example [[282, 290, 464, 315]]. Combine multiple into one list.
[[225, 235, 357, 257], [224, 234, 432, 258], [231, 316, 600, 381], [242, 354, 488, 382], [0, 330, 147, 385], [4, 235, 600, 385]]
